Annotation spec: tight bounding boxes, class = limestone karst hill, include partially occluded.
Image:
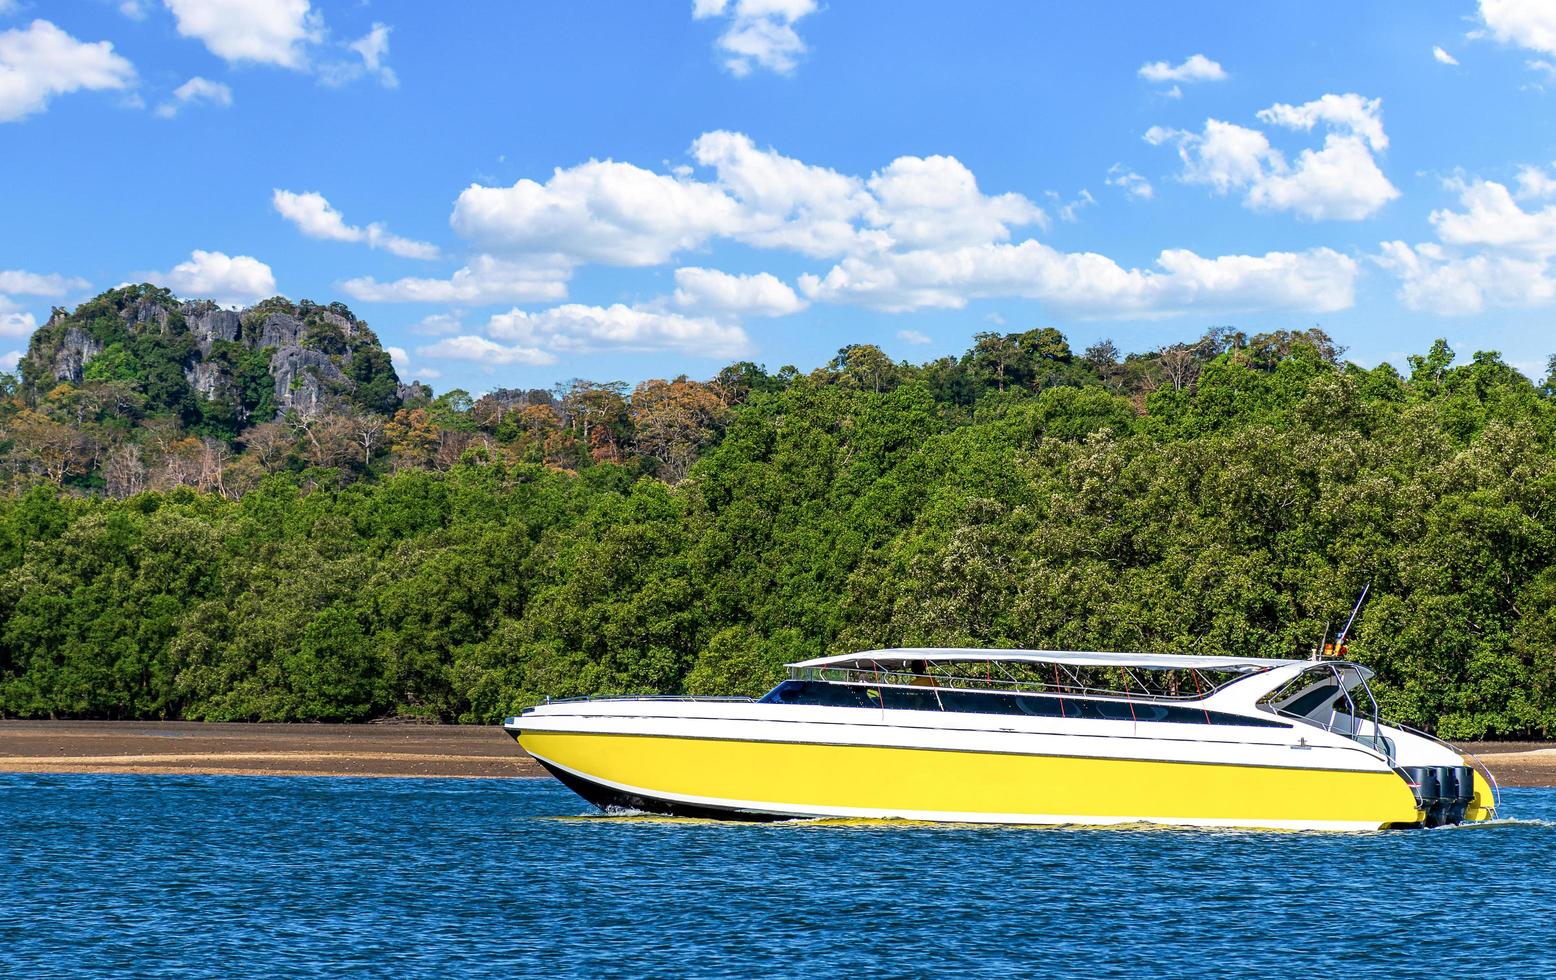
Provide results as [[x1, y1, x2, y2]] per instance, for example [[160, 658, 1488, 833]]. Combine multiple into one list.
[[20, 285, 419, 434]]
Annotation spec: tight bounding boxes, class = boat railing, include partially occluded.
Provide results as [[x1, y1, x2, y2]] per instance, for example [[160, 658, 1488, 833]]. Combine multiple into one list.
[[788, 665, 1229, 703]]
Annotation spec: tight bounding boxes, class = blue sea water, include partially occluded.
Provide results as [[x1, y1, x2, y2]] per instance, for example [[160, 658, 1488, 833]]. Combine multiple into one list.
[[1, 775, 1552, 978]]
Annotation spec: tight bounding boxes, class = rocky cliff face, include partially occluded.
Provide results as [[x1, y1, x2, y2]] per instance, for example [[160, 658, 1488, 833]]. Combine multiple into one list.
[[20, 285, 408, 428]]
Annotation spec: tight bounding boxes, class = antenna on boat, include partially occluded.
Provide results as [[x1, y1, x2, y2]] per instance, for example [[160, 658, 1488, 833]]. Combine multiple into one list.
[[1311, 620, 1330, 662], [1327, 581, 1372, 658]]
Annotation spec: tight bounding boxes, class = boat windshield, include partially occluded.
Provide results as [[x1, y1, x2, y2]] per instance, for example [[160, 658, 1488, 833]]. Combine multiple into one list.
[[1258, 662, 1393, 758]]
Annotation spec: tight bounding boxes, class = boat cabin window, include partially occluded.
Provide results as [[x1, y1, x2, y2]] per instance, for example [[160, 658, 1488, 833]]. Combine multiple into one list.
[[759, 679, 1289, 728]]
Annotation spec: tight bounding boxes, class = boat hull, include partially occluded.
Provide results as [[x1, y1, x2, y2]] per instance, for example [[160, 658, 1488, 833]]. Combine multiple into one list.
[[513, 728, 1436, 831]]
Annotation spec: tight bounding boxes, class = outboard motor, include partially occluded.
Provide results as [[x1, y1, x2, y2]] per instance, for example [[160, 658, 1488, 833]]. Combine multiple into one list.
[[1441, 765, 1475, 825], [1399, 765, 1477, 827], [1401, 767, 1445, 826]]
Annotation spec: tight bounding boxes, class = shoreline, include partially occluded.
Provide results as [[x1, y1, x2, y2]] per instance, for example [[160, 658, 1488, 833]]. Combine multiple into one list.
[[1, 721, 1552, 787], [0, 720, 543, 779]]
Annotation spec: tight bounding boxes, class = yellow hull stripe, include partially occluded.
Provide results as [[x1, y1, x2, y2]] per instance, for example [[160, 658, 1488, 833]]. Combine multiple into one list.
[[519, 730, 1430, 828]]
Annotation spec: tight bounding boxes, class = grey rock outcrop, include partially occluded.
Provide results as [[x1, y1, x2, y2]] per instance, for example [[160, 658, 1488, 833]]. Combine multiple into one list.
[[51, 327, 103, 383], [255, 312, 306, 350], [397, 381, 433, 403], [270, 346, 346, 416], [185, 360, 225, 399], [183, 303, 241, 354]]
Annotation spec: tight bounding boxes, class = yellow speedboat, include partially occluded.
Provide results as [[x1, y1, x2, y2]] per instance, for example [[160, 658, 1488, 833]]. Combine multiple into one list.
[[504, 649, 1498, 830]]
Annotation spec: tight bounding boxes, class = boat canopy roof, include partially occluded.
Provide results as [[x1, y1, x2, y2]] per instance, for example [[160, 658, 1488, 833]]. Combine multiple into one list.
[[787, 647, 1305, 673]]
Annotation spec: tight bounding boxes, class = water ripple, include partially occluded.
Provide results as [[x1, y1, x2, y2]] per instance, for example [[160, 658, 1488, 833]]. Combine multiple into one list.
[[1, 775, 1551, 977]]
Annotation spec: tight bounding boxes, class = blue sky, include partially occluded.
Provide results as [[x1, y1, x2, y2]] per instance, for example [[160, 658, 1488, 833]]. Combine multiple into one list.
[[4, 1, 1556, 394]]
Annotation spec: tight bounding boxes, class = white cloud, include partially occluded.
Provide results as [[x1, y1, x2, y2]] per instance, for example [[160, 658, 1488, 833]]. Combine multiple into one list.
[[1256, 93, 1388, 152], [1376, 173, 1556, 314], [0, 269, 89, 295], [410, 312, 463, 335], [153, 250, 276, 305], [0, 19, 137, 123], [273, 189, 439, 259], [1138, 53, 1226, 84], [488, 303, 750, 357], [154, 75, 231, 118], [438, 131, 1371, 321], [1433, 45, 1460, 65], [1, 295, 38, 338], [1515, 164, 1556, 200], [341, 254, 570, 304], [799, 241, 1357, 317], [1052, 189, 1096, 223], [453, 159, 745, 266], [451, 131, 1045, 272], [0, 349, 21, 372], [119, 1, 149, 20], [163, 0, 321, 69], [867, 154, 1046, 246], [1477, 0, 1556, 57], [416, 334, 556, 367], [1430, 177, 1556, 253], [672, 267, 806, 316], [896, 329, 931, 345], [1106, 164, 1153, 200], [1376, 241, 1555, 315], [348, 23, 395, 88], [693, 0, 817, 77], [387, 345, 408, 369], [1151, 93, 1399, 220], [689, 130, 880, 256]]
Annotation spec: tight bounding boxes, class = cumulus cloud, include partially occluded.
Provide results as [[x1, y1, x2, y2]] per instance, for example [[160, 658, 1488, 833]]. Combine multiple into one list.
[[1433, 45, 1460, 65], [416, 334, 555, 367], [451, 131, 1044, 272], [1375, 171, 1556, 314], [1149, 93, 1399, 220], [0, 19, 137, 123], [488, 303, 750, 357], [1376, 241, 1554, 315], [341, 254, 570, 304], [428, 130, 1375, 323], [1106, 164, 1153, 200], [453, 159, 745, 266], [0, 269, 84, 340], [1138, 53, 1227, 85], [800, 241, 1358, 317], [1477, 0, 1556, 57], [1515, 163, 1556, 200], [273, 189, 439, 259], [688, 130, 882, 256], [1, 296, 39, 339], [693, 0, 818, 77], [386, 344, 442, 380], [896, 329, 931, 345], [154, 76, 231, 118], [672, 267, 806, 316], [867, 154, 1046, 246], [0, 269, 90, 295], [152, 249, 276, 305], [0, 349, 21, 371], [163, 0, 321, 69]]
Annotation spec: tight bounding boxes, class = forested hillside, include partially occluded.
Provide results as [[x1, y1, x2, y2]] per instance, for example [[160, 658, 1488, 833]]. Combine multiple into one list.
[[1, 286, 1554, 737]]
